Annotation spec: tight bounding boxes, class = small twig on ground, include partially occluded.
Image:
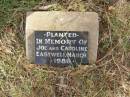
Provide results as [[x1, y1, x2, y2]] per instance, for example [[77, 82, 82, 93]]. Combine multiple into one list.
[[96, 42, 119, 63], [33, 4, 57, 10]]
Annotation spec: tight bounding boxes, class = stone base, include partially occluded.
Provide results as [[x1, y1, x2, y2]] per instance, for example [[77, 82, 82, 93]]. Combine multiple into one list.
[[25, 11, 99, 64]]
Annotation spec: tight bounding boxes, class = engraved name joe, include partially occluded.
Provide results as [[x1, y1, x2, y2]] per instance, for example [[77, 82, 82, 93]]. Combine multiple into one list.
[[35, 31, 88, 65]]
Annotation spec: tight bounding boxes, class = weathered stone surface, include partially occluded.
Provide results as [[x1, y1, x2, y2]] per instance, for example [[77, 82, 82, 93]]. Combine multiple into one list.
[[26, 11, 99, 64]]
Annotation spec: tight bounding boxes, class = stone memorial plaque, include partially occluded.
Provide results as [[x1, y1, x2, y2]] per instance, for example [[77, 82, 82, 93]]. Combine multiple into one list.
[[35, 31, 88, 66], [26, 11, 99, 65]]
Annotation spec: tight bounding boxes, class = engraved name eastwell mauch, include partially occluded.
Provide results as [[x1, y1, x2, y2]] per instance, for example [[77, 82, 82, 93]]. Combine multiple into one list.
[[35, 31, 88, 66]]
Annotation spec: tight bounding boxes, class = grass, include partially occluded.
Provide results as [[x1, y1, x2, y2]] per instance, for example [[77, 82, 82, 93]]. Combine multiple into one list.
[[0, 0, 130, 97]]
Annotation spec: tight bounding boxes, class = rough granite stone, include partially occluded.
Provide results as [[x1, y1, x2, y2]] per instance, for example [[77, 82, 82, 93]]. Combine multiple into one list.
[[25, 11, 99, 64]]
